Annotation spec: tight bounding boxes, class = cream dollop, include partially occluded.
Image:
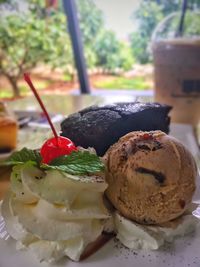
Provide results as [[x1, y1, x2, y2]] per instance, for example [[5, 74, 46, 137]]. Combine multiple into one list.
[[1, 165, 110, 262], [114, 212, 199, 250]]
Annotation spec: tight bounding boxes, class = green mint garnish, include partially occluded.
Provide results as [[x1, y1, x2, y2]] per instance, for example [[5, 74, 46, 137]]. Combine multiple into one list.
[[41, 151, 105, 175], [3, 148, 42, 166], [1, 148, 104, 176]]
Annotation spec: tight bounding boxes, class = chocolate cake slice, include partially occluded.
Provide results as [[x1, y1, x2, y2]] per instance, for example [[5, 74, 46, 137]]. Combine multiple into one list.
[[61, 102, 171, 156]]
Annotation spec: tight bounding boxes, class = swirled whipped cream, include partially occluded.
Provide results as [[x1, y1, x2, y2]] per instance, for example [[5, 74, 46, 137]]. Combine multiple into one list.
[[1, 164, 110, 262], [114, 211, 199, 250]]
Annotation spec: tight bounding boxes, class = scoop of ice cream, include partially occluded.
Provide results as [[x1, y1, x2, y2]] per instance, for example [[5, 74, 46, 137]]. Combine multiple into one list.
[[104, 130, 197, 225]]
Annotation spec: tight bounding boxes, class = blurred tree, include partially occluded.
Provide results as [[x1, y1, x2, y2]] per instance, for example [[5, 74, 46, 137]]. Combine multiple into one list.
[[76, 0, 104, 45], [94, 30, 134, 73], [184, 11, 200, 35], [130, 32, 150, 64], [94, 30, 121, 72], [118, 42, 135, 71], [76, 0, 104, 70], [0, 5, 73, 96], [77, 0, 134, 72], [130, 2, 163, 63], [0, 0, 136, 96], [158, 0, 181, 14]]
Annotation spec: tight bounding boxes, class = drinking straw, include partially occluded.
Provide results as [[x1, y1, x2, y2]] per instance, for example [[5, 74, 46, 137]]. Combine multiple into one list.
[[175, 0, 188, 37]]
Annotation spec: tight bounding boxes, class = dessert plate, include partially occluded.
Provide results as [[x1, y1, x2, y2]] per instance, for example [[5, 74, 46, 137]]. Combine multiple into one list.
[[0, 206, 200, 267], [0, 123, 200, 267]]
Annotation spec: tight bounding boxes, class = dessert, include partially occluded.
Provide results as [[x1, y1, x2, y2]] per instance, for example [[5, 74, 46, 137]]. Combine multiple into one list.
[[61, 102, 171, 156], [0, 102, 18, 153], [0, 75, 199, 263], [104, 130, 198, 250], [1, 152, 110, 262], [0, 130, 199, 260], [0, 74, 112, 263], [104, 130, 197, 225]]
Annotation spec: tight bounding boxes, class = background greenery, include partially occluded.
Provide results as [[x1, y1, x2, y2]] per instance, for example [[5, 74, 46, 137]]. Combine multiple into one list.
[[0, 0, 200, 96]]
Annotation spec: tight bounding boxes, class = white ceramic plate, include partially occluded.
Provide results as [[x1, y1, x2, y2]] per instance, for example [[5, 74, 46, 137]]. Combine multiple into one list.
[[0, 123, 200, 267], [0, 229, 200, 267]]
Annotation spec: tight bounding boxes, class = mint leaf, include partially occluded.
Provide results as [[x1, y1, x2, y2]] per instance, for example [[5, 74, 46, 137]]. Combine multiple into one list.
[[1, 149, 104, 176], [3, 148, 41, 166], [41, 151, 105, 175]]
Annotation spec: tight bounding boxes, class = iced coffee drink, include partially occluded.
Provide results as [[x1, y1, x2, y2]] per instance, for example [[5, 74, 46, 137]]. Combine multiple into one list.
[[153, 38, 200, 126]]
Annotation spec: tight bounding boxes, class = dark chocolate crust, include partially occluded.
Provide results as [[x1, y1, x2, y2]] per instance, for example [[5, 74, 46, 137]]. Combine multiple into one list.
[[61, 102, 171, 156]]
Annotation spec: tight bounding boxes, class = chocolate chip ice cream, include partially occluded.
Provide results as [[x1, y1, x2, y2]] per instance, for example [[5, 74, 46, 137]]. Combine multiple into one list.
[[104, 131, 197, 225]]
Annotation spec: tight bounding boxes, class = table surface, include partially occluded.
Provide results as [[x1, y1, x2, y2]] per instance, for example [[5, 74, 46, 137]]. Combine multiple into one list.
[[6, 94, 152, 115]]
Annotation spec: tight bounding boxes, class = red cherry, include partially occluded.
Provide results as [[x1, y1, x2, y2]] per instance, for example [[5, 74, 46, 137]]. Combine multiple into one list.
[[40, 136, 77, 164], [24, 74, 77, 164]]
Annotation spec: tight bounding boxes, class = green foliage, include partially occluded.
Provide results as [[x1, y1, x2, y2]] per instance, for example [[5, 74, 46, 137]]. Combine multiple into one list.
[[4, 148, 104, 176], [42, 14, 73, 70], [0, 0, 9, 3], [130, 2, 164, 64], [158, 0, 181, 15], [130, 32, 150, 64], [156, 10, 200, 38], [84, 46, 97, 69], [76, 0, 103, 69], [0, 89, 12, 98], [0, 8, 73, 96], [0, 80, 50, 98], [76, 0, 104, 46], [42, 150, 105, 175], [0, 0, 136, 97], [77, 0, 134, 72], [184, 11, 200, 35], [94, 30, 134, 72], [117, 42, 135, 71], [94, 76, 149, 90], [4, 147, 41, 166], [187, 0, 200, 10], [94, 30, 121, 71], [135, 2, 164, 37]]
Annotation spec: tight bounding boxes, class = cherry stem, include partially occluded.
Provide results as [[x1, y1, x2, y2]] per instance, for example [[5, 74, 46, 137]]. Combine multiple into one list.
[[24, 73, 58, 140]]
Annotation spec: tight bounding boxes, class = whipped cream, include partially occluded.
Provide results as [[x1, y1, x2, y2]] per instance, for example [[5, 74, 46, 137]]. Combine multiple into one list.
[[114, 212, 199, 250], [1, 164, 199, 261], [1, 164, 110, 262]]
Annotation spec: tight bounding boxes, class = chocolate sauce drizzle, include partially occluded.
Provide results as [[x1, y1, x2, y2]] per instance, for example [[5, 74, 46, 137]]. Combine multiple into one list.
[[135, 167, 165, 184], [80, 233, 114, 261]]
